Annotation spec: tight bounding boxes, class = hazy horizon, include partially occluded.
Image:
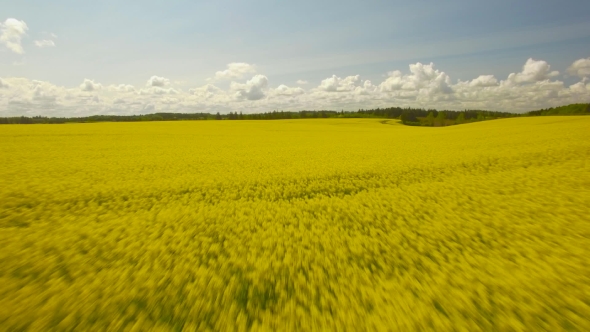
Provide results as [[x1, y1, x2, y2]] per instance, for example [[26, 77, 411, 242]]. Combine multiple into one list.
[[2, 0, 590, 116]]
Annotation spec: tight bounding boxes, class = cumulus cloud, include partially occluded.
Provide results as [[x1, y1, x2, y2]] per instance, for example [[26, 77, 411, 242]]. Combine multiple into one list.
[[138, 87, 178, 95], [1, 57, 590, 117], [567, 57, 590, 78], [380, 62, 453, 97], [0, 18, 28, 54], [210, 63, 256, 81], [189, 84, 222, 98], [569, 81, 590, 94], [354, 80, 377, 95], [160, 97, 179, 105], [34, 39, 55, 48], [31, 81, 59, 102], [296, 80, 309, 85], [231, 74, 268, 100], [146, 76, 170, 87], [469, 75, 499, 87], [79, 79, 103, 92], [506, 58, 559, 84], [379, 71, 404, 91], [318, 75, 361, 92], [108, 84, 135, 93], [274, 84, 305, 96]]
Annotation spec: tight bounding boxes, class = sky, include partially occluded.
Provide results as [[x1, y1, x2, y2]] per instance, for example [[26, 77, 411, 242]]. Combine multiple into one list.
[[1, 0, 590, 116]]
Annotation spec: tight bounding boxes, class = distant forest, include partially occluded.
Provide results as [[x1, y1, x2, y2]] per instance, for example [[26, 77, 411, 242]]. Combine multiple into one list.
[[1, 103, 588, 126]]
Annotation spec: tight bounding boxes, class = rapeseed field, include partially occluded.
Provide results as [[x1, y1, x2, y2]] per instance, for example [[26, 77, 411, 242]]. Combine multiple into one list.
[[0, 117, 589, 331]]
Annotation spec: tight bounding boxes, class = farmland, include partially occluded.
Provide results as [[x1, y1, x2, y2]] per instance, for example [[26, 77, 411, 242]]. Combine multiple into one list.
[[1, 117, 589, 331]]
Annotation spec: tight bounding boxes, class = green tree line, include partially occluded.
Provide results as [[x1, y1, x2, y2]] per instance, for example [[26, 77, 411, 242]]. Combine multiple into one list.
[[1, 103, 588, 125]]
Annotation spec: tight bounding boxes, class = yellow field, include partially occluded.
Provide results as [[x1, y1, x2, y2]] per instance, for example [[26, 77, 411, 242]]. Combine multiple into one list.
[[1, 117, 589, 331]]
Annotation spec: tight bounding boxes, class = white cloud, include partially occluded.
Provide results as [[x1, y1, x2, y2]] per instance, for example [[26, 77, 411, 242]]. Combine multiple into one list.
[[108, 84, 135, 93], [79, 79, 103, 92], [569, 81, 590, 94], [0, 18, 28, 54], [189, 84, 223, 98], [506, 58, 559, 84], [354, 80, 377, 95], [161, 97, 179, 105], [210, 63, 256, 81], [34, 39, 55, 48], [296, 80, 309, 85], [231, 74, 268, 100], [1, 58, 589, 117], [146, 76, 170, 87], [138, 87, 178, 95], [379, 70, 404, 91], [379, 62, 453, 98], [318, 75, 361, 92], [567, 57, 590, 78], [469, 75, 498, 87], [274, 84, 305, 96]]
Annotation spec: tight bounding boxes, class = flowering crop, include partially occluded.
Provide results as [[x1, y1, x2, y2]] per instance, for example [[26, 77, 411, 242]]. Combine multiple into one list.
[[1, 117, 589, 331]]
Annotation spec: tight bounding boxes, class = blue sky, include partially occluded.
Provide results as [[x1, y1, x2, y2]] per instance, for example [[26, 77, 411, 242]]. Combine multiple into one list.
[[1, 0, 590, 115]]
